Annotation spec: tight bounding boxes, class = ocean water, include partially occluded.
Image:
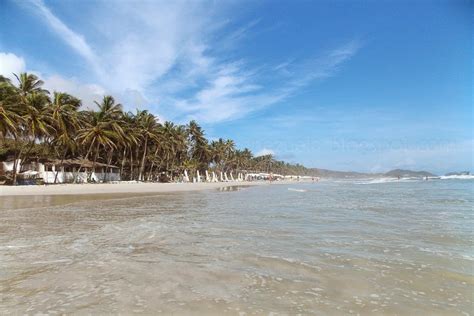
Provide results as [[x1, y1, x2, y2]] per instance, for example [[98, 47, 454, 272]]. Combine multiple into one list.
[[0, 179, 473, 315]]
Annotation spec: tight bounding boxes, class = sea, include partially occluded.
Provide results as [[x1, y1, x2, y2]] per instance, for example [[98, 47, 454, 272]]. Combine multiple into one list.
[[0, 177, 473, 315]]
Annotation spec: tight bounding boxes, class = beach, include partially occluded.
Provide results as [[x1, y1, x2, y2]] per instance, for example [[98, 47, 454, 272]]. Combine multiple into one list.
[[0, 180, 301, 197]]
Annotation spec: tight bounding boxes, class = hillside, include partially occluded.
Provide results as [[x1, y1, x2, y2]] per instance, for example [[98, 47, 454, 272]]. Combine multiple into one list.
[[305, 168, 436, 178], [308, 168, 383, 178], [384, 169, 436, 178]]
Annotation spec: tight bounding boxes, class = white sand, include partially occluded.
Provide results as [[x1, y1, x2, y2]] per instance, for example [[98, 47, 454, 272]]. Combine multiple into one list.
[[0, 180, 303, 196]]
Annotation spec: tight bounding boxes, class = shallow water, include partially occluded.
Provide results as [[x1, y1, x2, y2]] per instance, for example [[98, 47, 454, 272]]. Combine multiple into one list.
[[0, 180, 473, 315]]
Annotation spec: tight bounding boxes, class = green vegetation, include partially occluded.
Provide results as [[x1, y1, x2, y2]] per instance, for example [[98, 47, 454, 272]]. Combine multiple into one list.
[[0, 72, 313, 184]]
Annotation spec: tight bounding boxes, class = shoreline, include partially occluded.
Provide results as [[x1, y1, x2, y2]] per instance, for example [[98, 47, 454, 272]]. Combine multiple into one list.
[[0, 180, 306, 197]]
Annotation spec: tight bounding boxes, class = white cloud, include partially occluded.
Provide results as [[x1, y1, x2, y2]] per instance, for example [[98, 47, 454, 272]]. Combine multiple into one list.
[[28, 0, 101, 75], [18, 1, 361, 124], [0, 52, 26, 80], [255, 148, 275, 157], [0, 51, 106, 109], [42, 75, 106, 109], [285, 40, 362, 89], [174, 41, 361, 123], [25, 0, 221, 94]]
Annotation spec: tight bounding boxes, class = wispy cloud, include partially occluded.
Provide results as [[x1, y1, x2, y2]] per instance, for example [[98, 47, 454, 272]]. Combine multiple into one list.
[[173, 40, 362, 123], [18, 1, 361, 124], [28, 0, 101, 74], [284, 40, 362, 89]]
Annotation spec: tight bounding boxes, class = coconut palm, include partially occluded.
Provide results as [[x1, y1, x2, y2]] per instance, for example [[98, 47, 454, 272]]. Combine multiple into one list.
[[211, 138, 236, 173], [118, 111, 140, 180], [76, 111, 117, 181], [76, 96, 125, 181], [48, 92, 81, 183], [135, 110, 160, 181], [0, 76, 21, 140], [187, 120, 210, 172], [0, 72, 314, 185], [14, 73, 49, 97], [11, 73, 51, 184]]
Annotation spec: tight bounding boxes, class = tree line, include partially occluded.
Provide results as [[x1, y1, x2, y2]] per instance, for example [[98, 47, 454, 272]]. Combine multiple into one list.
[[0, 73, 313, 184]]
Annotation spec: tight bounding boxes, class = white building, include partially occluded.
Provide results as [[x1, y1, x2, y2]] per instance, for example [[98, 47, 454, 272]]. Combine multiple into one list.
[[0, 158, 121, 184]]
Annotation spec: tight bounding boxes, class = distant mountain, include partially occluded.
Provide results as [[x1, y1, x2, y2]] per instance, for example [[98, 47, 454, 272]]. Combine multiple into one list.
[[309, 168, 383, 178], [384, 169, 436, 178], [306, 167, 437, 179], [445, 171, 470, 176]]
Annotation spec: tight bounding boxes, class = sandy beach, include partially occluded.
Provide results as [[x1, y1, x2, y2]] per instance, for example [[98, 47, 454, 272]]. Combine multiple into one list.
[[0, 180, 302, 197]]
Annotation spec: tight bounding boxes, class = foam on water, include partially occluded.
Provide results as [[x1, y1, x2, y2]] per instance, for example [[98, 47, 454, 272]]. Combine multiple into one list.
[[440, 175, 474, 180], [0, 180, 473, 314]]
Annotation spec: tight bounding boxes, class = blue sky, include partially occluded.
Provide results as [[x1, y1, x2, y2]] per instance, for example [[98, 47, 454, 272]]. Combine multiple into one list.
[[0, 0, 471, 174]]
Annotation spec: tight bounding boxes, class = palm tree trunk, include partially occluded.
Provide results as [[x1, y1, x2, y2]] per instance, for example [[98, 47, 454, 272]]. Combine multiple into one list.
[[103, 152, 113, 183], [74, 138, 95, 183], [11, 139, 23, 186], [138, 135, 148, 181], [89, 142, 100, 182], [129, 149, 134, 181], [147, 147, 160, 181], [120, 147, 127, 179], [18, 139, 36, 173], [165, 151, 171, 173], [135, 149, 140, 180], [54, 151, 67, 184]]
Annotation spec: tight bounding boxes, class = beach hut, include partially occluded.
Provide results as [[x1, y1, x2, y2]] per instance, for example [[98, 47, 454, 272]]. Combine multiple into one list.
[[40, 159, 121, 183], [0, 158, 121, 184]]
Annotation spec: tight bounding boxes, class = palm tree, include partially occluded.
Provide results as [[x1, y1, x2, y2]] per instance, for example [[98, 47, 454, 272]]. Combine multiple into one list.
[[94, 96, 122, 119], [12, 73, 51, 184], [0, 76, 21, 140], [14, 73, 48, 97], [223, 139, 235, 172], [135, 110, 160, 181], [76, 96, 124, 182], [232, 148, 253, 173], [187, 120, 210, 172], [0, 72, 314, 185], [118, 111, 140, 180], [48, 92, 81, 183], [173, 125, 188, 172], [0, 76, 23, 185], [76, 111, 117, 181], [211, 138, 235, 173], [152, 122, 188, 180]]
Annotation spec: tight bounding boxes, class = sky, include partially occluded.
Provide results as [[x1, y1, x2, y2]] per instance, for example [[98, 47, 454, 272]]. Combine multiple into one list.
[[0, 0, 472, 174]]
